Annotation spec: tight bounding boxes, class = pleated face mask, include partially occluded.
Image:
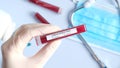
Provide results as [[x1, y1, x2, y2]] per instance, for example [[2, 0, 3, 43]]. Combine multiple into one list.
[[71, 1, 120, 54]]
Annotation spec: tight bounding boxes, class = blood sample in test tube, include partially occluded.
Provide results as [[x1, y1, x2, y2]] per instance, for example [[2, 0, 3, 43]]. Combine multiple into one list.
[[35, 25, 86, 45], [35, 12, 49, 24], [29, 0, 61, 13]]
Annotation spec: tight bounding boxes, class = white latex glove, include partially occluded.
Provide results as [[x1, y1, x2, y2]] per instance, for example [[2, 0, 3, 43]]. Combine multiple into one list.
[[1, 23, 61, 68], [0, 10, 15, 42]]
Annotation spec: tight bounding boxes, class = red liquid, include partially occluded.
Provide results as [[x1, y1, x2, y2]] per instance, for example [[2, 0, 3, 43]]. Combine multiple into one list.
[[35, 12, 49, 24], [29, 0, 61, 13]]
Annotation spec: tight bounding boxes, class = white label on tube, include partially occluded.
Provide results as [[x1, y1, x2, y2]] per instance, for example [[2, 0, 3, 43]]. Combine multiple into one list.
[[46, 28, 77, 40]]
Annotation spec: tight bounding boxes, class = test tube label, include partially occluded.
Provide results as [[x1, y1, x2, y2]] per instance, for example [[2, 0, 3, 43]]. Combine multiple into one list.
[[46, 28, 77, 40]]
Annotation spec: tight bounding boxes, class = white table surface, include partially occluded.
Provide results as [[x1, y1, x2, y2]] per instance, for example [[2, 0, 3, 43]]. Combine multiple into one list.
[[0, 0, 120, 68]]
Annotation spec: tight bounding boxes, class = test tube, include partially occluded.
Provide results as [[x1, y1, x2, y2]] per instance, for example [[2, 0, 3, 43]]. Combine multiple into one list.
[[36, 25, 86, 44], [35, 12, 49, 24], [29, 0, 61, 13]]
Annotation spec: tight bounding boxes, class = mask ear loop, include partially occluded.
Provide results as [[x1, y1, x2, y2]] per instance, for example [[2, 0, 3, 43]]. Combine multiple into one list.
[[68, 0, 107, 68]]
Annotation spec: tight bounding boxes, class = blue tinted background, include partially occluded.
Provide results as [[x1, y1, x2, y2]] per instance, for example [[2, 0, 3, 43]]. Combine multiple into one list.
[[0, 0, 120, 68]]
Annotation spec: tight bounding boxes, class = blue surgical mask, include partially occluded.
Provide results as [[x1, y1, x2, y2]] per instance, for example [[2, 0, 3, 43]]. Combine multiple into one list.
[[71, 1, 120, 54]]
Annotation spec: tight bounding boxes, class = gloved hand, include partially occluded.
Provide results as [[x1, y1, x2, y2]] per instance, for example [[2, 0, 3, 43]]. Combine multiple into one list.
[[1, 23, 61, 68]]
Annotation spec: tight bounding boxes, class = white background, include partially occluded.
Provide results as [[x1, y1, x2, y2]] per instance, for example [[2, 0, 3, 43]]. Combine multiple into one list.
[[0, 0, 120, 68]]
